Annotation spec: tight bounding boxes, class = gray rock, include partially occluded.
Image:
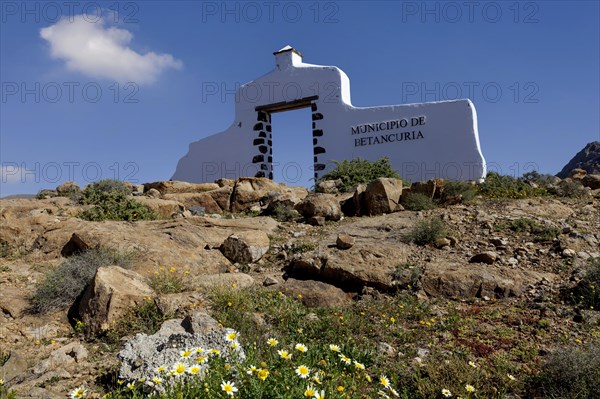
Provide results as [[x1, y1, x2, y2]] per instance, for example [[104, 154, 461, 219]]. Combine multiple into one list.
[[181, 312, 221, 335], [119, 319, 243, 385], [296, 193, 342, 221], [562, 248, 576, 258], [220, 231, 270, 263], [377, 342, 397, 357], [0, 351, 28, 383]]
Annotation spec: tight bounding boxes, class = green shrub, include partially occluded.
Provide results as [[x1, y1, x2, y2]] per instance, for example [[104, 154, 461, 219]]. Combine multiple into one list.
[[78, 179, 156, 221], [271, 204, 299, 222], [149, 266, 188, 294], [407, 218, 447, 246], [318, 157, 401, 192], [565, 258, 600, 310], [440, 181, 477, 204], [401, 192, 436, 211], [530, 344, 600, 399], [478, 172, 546, 199], [31, 248, 135, 313], [103, 298, 168, 342], [35, 189, 58, 199], [554, 180, 589, 198], [504, 218, 559, 242]]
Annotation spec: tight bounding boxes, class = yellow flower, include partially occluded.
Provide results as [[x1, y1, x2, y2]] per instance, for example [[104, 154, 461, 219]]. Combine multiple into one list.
[[195, 347, 204, 354], [295, 343, 308, 352], [390, 317, 396, 323], [297, 293, 303, 299], [172, 362, 187, 376], [339, 353, 351, 365], [353, 360, 365, 370], [468, 361, 477, 368], [507, 374, 516, 381], [329, 344, 340, 352], [208, 349, 221, 355], [364, 374, 372, 382], [337, 386, 344, 392], [187, 365, 201, 375], [380, 375, 390, 388], [35, 339, 41, 345], [278, 349, 292, 360], [221, 380, 238, 396], [152, 377, 162, 385], [180, 348, 193, 359], [465, 385, 475, 392], [304, 386, 316, 397], [230, 341, 241, 351], [126, 382, 135, 390], [169, 267, 175, 273], [70, 387, 87, 398], [196, 356, 208, 364], [267, 338, 279, 346], [247, 365, 258, 375], [225, 331, 238, 342], [295, 365, 310, 379], [257, 368, 269, 380]]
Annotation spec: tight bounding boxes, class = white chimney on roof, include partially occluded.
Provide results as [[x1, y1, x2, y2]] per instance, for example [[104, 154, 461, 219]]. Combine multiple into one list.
[[274, 45, 303, 69]]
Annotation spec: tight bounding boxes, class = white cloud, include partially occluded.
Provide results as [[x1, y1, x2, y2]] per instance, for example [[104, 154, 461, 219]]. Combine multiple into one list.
[[40, 15, 182, 85]]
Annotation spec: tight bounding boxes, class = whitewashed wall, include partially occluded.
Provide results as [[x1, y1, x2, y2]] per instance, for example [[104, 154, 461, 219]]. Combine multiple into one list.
[[172, 47, 486, 183]]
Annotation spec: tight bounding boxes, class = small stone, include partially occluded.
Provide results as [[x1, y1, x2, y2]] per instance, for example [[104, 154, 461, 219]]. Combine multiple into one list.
[[562, 248, 576, 258], [469, 251, 498, 264], [308, 216, 326, 226], [336, 233, 355, 249], [377, 342, 397, 358], [434, 237, 451, 249], [578, 252, 591, 260], [262, 276, 278, 286], [490, 237, 508, 247], [447, 236, 459, 246], [507, 257, 518, 266], [146, 188, 161, 198]]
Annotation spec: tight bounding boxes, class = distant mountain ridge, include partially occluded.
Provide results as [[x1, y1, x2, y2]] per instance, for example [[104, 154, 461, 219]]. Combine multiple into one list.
[[557, 141, 600, 178]]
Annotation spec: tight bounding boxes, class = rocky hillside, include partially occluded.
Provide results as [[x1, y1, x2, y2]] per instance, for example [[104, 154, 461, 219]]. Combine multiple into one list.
[[0, 174, 599, 399], [557, 141, 600, 178]]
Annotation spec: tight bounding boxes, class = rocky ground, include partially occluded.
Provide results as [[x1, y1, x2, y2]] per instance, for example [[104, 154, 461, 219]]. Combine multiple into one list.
[[0, 176, 599, 398]]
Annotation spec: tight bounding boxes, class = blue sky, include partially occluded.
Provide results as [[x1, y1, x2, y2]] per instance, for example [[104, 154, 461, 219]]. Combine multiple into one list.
[[1, 0, 599, 195]]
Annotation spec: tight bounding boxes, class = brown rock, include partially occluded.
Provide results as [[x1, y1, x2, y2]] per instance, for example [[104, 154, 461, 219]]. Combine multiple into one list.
[[0, 351, 28, 383], [143, 181, 219, 195], [0, 286, 30, 318], [181, 311, 221, 334], [336, 233, 355, 249], [220, 231, 270, 263], [352, 184, 367, 216], [156, 291, 205, 315], [364, 178, 403, 215], [422, 261, 553, 299], [316, 179, 341, 194], [308, 216, 326, 226], [55, 181, 80, 195], [581, 174, 600, 190], [195, 273, 256, 290], [145, 188, 161, 198], [281, 278, 351, 308], [133, 197, 184, 219], [569, 168, 587, 179], [434, 237, 451, 249], [33, 342, 88, 374], [296, 193, 342, 221], [78, 266, 154, 335], [230, 177, 304, 213], [470, 251, 498, 264]]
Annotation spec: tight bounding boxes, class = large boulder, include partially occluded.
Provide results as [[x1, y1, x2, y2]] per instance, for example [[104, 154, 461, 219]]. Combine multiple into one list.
[[143, 181, 219, 195], [220, 231, 270, 263], [280, 278, 351, 308], [230, 177, 307, 213], [77, 266, 154, 335], [118, 316, 243, 383], [163, 186, 232, 214], [581, 174, 600, 190], [295, 193, 342, 221], [363, 178, 403, 215], [133, 197, 184, 219], [421, 261, 553, 299]]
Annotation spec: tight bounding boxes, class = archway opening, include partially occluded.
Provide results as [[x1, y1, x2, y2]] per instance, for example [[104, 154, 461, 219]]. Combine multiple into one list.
[[270, 107, 314, 188]]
